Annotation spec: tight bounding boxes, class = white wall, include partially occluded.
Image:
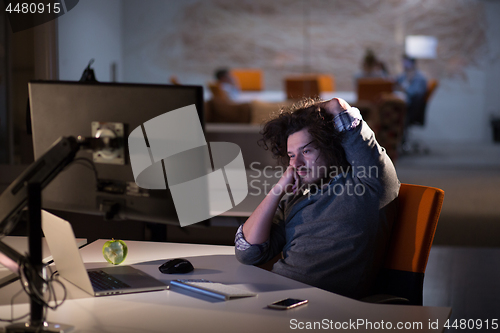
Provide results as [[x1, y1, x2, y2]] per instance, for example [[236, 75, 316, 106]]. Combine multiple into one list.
[[122, 0, 201, 85], [483, 0, 500, 121], [58, 0, 123, 82], [414, 68, 488, 143], [413, 0, 500, 144]]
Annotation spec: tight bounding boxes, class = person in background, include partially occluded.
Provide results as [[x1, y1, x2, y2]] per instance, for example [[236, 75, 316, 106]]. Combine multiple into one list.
[[354, 49, 389, 82], [395, 55, 428, 126], [234, 97, 400, 299], [214, 68, 240, 101]]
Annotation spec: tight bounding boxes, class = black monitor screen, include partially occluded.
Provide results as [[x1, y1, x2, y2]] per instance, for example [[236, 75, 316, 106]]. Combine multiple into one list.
[[29, 81, 204, 226]]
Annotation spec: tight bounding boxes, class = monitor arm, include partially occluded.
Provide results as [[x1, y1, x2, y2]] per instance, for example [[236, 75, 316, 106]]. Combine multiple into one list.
[[1, 137, 79, 238], [0, 136, 117, 332], [0, 135, 120, 271]]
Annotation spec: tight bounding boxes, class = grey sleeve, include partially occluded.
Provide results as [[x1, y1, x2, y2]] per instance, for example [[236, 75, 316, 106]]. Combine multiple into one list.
[[341, 119, 400, 205], [234, 204, 287, 266]]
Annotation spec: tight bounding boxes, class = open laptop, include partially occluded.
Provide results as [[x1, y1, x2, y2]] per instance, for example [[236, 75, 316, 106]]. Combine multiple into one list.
[[0, 236, 86, 288], [41, 211, 169, 296]]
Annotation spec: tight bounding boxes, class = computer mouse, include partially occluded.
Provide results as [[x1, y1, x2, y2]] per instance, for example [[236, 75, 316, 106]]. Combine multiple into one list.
[[158, 258, 194, 274]]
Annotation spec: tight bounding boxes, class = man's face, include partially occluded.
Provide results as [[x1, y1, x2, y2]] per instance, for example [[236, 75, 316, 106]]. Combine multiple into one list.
[[287, 128, 329, 185]]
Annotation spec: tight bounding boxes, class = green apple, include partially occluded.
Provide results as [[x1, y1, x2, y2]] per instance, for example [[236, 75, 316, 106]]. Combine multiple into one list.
[[102, 239, 128, 265]]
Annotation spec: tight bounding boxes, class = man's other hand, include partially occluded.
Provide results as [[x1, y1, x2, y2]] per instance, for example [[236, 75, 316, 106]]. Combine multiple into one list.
[[274, 166, 300, 196]]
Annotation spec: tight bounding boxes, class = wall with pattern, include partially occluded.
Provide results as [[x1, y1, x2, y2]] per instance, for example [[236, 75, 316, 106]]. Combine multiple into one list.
[[123, 0, 488, 88], [59, 0, 500, 143]]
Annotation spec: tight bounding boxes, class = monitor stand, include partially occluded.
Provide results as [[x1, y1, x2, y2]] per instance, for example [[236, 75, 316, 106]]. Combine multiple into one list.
[[6, 322, 74, 333], [6, 183, 73, 333]]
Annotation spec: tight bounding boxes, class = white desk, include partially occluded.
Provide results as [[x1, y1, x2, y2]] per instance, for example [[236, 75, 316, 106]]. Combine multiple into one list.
[[0, 239, 450, 332]]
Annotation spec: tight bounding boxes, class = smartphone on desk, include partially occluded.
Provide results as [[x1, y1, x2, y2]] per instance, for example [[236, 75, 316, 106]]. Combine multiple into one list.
[[267, 298, 308, 310]]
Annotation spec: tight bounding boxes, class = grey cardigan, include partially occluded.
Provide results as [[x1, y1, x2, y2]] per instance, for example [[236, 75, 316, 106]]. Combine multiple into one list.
[[235, 118, 400, 299]]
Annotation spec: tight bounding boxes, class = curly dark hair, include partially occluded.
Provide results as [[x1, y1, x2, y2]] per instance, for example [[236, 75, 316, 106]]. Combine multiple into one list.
[[258, 98, 349, 171]]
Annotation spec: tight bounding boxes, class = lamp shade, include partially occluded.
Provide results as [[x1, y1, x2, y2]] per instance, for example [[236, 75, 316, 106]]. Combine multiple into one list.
[[405, 35, 438, 59]]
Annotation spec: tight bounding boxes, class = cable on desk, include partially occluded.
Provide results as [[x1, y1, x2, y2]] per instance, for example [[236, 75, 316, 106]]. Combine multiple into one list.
[[19, 258, 67, 311], [0, 257, 68, 326]]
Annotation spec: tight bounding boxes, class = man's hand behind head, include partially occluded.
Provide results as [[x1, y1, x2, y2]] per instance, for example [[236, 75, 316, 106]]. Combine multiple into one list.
[[319, 98, 351, 117]]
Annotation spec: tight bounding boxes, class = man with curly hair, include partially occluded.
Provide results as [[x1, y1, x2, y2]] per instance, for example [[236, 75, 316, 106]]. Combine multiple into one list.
[[234, 98, 400, 299]]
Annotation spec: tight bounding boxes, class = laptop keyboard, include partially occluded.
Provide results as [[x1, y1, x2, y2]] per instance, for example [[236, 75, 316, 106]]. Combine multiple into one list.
[[88, 270, 131, 291]]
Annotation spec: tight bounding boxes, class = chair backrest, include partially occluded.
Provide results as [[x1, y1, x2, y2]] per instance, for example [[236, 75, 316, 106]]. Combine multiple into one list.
[[317, 74, 335, 92], [373, 183, 444, 305], [407, 78, 438, 126], [231, 69, 263, 91], [356, 78, 393, 104], [425, 79, 438, 103], [169, 75, 180, 85], [386, 183, 444, 272], [284, 76, 320, 100], [208, 82, 229, 100], [376, 97, 407, 163]]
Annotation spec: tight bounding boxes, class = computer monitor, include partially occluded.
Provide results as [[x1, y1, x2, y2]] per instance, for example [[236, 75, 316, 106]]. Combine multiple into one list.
[[29, 81, 205, 226]]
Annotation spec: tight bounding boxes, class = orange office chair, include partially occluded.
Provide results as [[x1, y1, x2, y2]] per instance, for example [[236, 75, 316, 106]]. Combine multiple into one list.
[[231, 69, 263, 91], [425, 79, 438, 106], [169, 75, 180, 85], [356, 78, 394, 104], [401, 78, 439, 154], [206, 82, 252, 123], [409, 78, 438, 127], [365, 183, 445, 305], [207, 82, 229, 100], [317, 74, 336, 92], [284, 76, 320, 100]]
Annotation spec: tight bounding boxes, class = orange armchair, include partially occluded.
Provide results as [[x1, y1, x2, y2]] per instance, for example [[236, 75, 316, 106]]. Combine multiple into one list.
[[356, 78, 394, 104], [365, 183, 445, 305], [284, 74, 335, 100], [231, 69, 263, 91], [317, 74, 335, 92], [425, 79, 439, 105], [207, 82, 228, 100], [206, 82, 251, 123], [284, 76, 320, 100]]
